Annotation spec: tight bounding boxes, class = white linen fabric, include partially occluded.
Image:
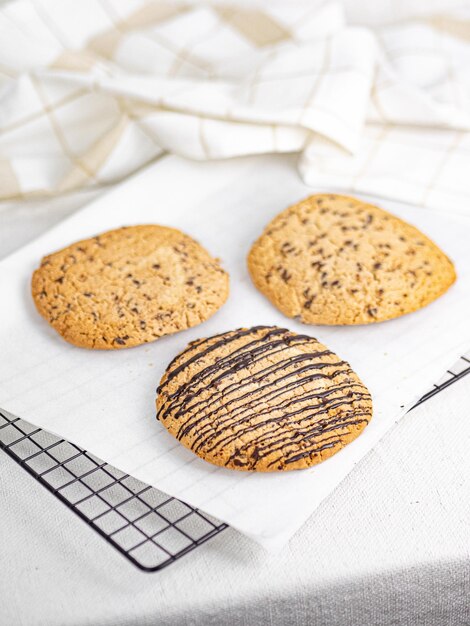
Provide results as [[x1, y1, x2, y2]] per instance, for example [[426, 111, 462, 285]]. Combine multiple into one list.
[[1, 379, 469, 626], [1, 0, 470, 213]]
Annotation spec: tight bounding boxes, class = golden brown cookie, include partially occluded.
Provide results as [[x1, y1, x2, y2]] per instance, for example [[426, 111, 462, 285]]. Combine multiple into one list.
[[247, 194, 456, 325], [156, 326, 372, 471], [32, 225, 229, 349]]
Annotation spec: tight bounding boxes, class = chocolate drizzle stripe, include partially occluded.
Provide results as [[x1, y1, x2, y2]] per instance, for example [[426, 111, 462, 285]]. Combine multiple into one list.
[[268, 417, 369, 468], [172, 345, 325, 419], [234, 414, 369, 469], [160, 328, 289, 409], [201, 390, 369, 457], [237, 412, 370, 468], [189, 367, 356, 453], [169, 349, 337, 435], [159, 330, 313, 419], [159, 326, 282, 391], [203, 385, 368, 456], [177, 360, 348, 444]]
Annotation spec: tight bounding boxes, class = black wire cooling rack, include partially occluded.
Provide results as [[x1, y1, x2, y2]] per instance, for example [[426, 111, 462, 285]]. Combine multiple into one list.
[[0, 410, 227, 572], [1, 352, 469, 572]]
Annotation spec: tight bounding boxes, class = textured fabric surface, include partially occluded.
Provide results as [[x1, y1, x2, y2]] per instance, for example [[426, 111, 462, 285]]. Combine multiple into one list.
[[1, 183, 470, 625], [1, 0, 470, 213], [1, 381, 469, 626]]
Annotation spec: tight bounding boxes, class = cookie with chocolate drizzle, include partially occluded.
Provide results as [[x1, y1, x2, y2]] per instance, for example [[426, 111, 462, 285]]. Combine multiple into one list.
[[156, 326, 372, 471], [248, 194, 456, 325]]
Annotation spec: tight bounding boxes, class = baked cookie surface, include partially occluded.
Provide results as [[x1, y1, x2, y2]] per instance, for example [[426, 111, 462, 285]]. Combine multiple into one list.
[[32, 225, 229, 349], [156, 326, 372, 471], [248, 194, 456, 325]]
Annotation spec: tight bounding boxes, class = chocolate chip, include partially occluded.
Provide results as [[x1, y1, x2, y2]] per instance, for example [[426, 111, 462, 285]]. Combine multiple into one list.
[[281, 242, 297, 255], [280, 268, 291, 283], [304, 295, 316, 309]]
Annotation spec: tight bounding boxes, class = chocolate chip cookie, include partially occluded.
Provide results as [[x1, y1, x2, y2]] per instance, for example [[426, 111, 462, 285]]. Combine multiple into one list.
[[32, 225, 229, 349], [248, 194, 456, 324]]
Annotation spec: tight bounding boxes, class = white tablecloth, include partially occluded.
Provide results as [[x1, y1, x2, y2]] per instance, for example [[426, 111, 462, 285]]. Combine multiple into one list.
[[1, 190, 469, 626]]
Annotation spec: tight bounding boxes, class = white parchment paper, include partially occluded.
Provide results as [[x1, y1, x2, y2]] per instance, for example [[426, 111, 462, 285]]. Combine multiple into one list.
[[1, 154, 469, 550]]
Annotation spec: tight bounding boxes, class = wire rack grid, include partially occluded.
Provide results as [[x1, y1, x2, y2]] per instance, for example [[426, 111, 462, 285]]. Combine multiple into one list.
[[0, 410, 227, 572], [1, 352, 469, 572]]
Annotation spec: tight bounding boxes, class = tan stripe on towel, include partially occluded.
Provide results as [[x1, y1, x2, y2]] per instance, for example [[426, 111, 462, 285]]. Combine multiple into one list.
[[0, 159, 21, 200], [216, 7, 291, 47]]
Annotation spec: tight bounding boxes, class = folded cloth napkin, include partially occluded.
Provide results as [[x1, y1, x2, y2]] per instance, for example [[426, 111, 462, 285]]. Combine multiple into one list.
[[1, 0, 470, 213]]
